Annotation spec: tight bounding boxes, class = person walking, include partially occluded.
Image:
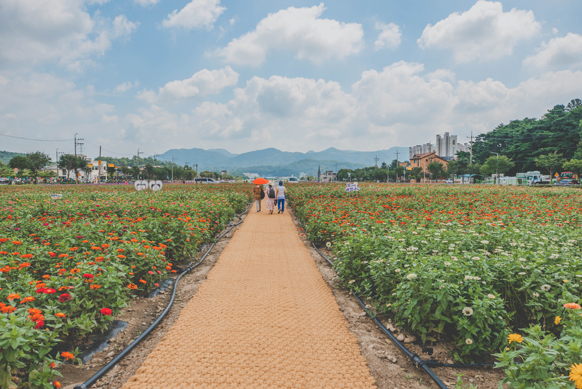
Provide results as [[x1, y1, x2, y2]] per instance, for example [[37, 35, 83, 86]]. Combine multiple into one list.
[[253, 184, 264, 212], [265, 183, 276, 214], [275, 180, 286, 214]]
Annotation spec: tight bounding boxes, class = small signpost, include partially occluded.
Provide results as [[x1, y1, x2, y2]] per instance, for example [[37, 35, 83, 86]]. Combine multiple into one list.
[[345, 182, 360, 192], [50, 194, 62, 200]]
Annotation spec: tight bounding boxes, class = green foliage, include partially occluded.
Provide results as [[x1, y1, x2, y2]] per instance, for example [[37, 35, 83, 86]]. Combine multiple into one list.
[[535, 152, 565, 182], [480, 155, 515, 176], [427, 162, 445, 180], [562, 159, 582, 176], [472, 100, 582, 174], [9, 156, 31, 171], [495, 307, 582, 388]]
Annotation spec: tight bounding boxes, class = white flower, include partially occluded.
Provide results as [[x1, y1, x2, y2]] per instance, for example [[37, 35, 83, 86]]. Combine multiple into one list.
[[550, 254, 559, 259], [444, 262, 451, 266], [518, 258, 526, 262], [487, 294, 495, 299], [541, 284, 551, 292], [464, 275, 473, 280], [533, 292, 539, 298], [406, 273, 417, 280], [348, 280, 355, 284], [481, 240, 489, 245], [519, 272, 526, 275], [472, 256, 480, 261], [326, 242, 332, 248], [462, 307, 474, 316], [466, 338, 473, 345], [395, 269, 401, 273]]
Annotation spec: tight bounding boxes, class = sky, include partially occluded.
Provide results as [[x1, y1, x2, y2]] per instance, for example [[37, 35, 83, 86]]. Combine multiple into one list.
[[1, 0, 582, 161]]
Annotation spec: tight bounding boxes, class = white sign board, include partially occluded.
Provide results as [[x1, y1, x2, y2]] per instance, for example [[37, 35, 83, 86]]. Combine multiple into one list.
[[50, 194, 62, 200], [149, 180, 163, 191], [134, 180, 148, 191], [345, 182, 360, 192]]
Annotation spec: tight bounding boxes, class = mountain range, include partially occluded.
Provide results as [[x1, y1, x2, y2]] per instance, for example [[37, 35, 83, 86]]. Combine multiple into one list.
[[157, 147, 409, 176]]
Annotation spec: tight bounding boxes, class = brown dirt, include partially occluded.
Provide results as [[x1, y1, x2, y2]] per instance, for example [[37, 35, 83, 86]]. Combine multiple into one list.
[[289, 210, 508, 389]]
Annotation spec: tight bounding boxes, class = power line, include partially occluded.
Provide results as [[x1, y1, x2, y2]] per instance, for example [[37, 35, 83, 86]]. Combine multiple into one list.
[[0, 133, 73, 142]]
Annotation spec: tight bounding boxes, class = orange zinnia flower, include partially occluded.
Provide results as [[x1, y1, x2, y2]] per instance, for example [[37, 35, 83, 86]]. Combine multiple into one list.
[[6, 293, 20, 300], [564, 303, 582, 310], [60, 352, 74, 361], [55, 313, 66, 318], [20, 296, 35, 304]]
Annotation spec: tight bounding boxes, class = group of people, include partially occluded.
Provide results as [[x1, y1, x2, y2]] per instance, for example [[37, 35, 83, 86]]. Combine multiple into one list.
[[253, 181, 286, 214]]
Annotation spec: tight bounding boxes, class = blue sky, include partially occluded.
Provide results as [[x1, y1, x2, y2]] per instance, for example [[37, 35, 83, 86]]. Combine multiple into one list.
[[1, 0, 581, 160]]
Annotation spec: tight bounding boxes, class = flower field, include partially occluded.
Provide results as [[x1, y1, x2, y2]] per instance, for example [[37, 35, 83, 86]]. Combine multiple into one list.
[[288, 184, 582, 373], [0, 184, 251, 388]]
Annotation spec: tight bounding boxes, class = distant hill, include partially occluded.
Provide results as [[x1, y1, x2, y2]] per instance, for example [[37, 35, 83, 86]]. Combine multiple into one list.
[[157, 146, 408, 174], [230, 159, 366, 177], [0, 151, 24, 164]]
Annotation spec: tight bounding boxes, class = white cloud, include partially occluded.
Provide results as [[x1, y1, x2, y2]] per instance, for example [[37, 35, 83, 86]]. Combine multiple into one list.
[[0, 0, 138, 70], [115, 81, 140, 93], [101, 114, 118, 122], [213, 3, 364, 66], [137, 66, 239, 103], [524, 33, 582, 69], [133, 0, 159, 6], [417, 0, 541, 63], [162, 0, 226, 30], [374, 22, 401, 51]]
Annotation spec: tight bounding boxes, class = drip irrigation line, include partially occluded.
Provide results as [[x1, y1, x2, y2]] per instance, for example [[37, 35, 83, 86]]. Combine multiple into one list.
[[74, 204, 251, 389], [293, 211, 495, 389]]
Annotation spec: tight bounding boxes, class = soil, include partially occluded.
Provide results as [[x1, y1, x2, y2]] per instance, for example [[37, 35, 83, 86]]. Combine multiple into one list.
[[290, 210, 508, 389], [57, 216, 246, 389]]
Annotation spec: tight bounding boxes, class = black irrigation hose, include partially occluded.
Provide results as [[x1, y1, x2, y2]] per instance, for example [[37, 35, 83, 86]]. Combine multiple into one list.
[[74, 204, 251, 389]]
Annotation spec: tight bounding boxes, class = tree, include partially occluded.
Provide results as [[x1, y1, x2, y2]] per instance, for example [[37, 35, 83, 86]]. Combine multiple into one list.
[[75, 158, 87, 183], [410, 167, 423, 182], [381, 161, 387, 169], [26, 152, 51, 183], [144, 164, 154, 179], [446, 160, 459, 182], [535, 152, 564, 183], [131, 166, 141, 179], [107, 165, 116, 180], [58, 155, 77, 181], [480, 155, 515, 183], [562, 159, 582, 178], [427, 162, 445, 182], [9, 155, 31, 171]]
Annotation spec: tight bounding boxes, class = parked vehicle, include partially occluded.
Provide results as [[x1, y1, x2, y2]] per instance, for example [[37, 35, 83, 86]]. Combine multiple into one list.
[[194, 177, 218, 184], [555, 179, 580, 187], [287, 177, 299, 183], [445, 179, 454, 184], [532, 180, 551, 185]]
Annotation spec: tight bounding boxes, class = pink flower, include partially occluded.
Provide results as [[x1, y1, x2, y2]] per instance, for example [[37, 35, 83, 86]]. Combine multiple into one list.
[[148, 271, 154, 275]]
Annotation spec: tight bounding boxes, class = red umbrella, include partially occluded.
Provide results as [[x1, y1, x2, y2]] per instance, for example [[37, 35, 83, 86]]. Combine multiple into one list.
[[252, 178, 269, 185]]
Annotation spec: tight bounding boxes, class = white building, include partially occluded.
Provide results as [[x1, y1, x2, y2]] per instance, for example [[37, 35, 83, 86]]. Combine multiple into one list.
[[409, 132, 471, 160], [44, 155, 108, 182]]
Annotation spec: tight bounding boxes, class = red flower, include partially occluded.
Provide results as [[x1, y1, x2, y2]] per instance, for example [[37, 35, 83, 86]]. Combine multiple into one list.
[[100, 308, 112, 316], [58, 293, 71, 303], [83, 274, 94, 280], [36, 288, 48, 294], [35, 321, 45, 329], [45, 288, 57, 294]]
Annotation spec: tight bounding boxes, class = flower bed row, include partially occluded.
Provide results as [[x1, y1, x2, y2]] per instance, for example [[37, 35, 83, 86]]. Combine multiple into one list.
[[288, 183, 582, 387], [0, 184, 251, 388]]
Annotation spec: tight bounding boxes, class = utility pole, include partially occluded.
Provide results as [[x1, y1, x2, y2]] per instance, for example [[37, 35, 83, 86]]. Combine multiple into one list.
[[395, 150, 400, 183], [467, 132, 474, 184], [98, 146, 102, 184], [73, 133, 84, 183], [137, 149, 144, 180], [171, 156, 176, 182], [374, 156, 379, 168]]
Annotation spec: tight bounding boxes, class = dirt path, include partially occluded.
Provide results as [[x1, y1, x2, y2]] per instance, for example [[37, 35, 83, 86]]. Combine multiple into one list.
[[121, 201, 377, 388]]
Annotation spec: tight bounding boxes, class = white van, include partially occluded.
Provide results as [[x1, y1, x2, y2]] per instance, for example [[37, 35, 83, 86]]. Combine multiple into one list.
[[287, 177, 299, 183], [194, 177, 218, 184]]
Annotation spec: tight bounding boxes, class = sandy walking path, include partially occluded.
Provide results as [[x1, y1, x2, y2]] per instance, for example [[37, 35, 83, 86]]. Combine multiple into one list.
[[121, 200, 376, 388]]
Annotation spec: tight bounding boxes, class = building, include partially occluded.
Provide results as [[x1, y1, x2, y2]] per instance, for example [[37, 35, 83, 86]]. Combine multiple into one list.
[[409, 132, 471, 160], [43, 155, 108, 182], [410, 151, 448, 174], [317, 165, 337, 182]]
